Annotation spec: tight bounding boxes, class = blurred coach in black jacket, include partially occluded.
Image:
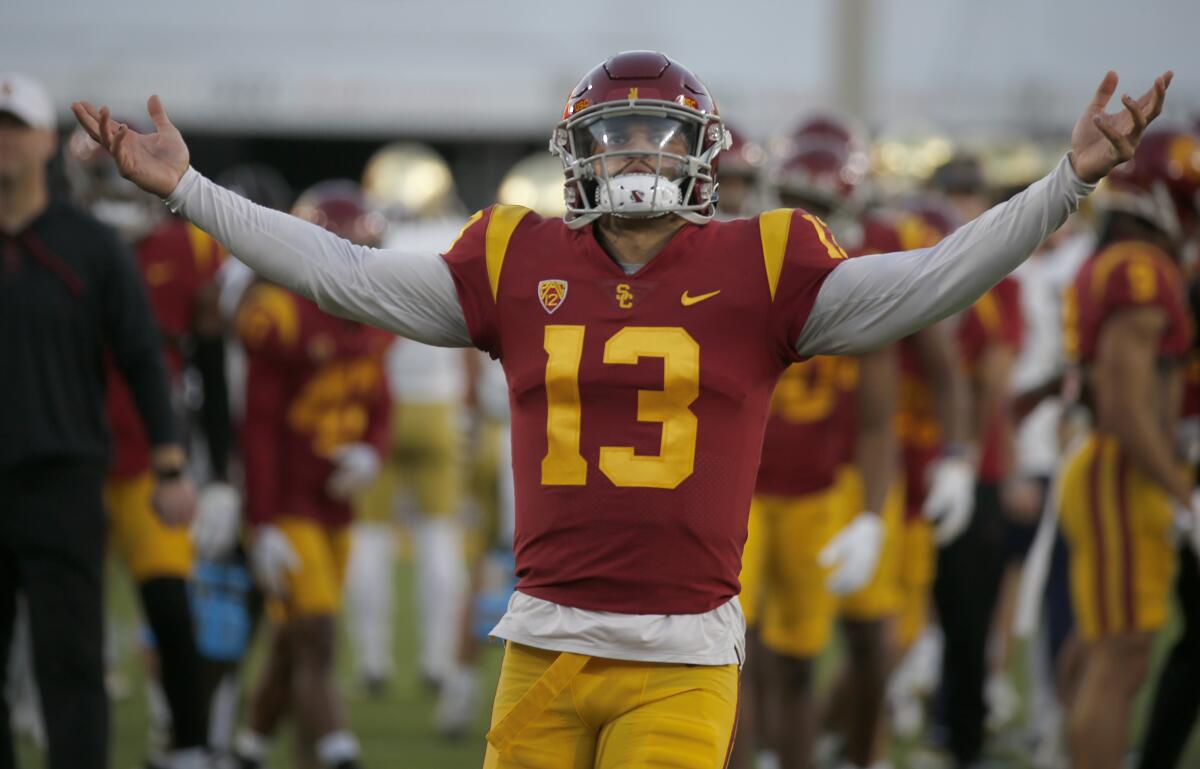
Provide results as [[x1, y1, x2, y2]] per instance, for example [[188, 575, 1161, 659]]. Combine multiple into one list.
[[0, 73, 195, 769]]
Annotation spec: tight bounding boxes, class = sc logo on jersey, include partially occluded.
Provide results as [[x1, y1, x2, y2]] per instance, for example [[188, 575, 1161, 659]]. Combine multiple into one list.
[[615, 283, 634, 309]]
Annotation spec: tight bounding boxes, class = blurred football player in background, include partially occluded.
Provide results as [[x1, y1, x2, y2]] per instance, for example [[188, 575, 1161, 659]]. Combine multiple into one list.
[[1137, 126, 1200, 769], [2, 72, 194, 769], [232, 180, 391, 769], [350, 142, 473, 695], [922, 154, 1026, 768], [67, 123, 237, 769], [1058, 129, 1199, 769], [713, 121, 765, 219]]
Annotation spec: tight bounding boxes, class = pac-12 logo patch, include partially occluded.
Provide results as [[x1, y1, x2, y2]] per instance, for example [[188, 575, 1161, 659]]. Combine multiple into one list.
[[538, 279, 568, 314]]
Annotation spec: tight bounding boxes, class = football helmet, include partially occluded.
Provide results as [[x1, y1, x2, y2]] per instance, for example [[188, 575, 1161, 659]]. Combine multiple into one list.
[[361, 142, 460, 221], [292, 180, 387, 248], [550, 50, 730, 228], [216, 164, 293, 212], [497, 152, 568, 218], [770, 112, 871, 218], [1099, 128, 1200, 242], [64, 123, 163, 242], [718, 120, 766, 181]]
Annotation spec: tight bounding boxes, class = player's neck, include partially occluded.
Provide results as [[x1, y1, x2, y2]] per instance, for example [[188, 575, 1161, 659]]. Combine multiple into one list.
[[0, 170, 48, 235], [594, 214, 688, 269]]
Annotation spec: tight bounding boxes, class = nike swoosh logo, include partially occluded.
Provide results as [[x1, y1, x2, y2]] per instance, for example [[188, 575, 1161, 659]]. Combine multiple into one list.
[[681, 289, 721, 306]]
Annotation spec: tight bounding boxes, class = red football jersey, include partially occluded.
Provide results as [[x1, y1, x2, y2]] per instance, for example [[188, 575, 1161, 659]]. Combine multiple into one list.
[[106, 218, 225, 478], [1064, 240, 1192, 367], [896, 337, 942, 521], [237, 284, 392, 528], [442, 205, 847, 614], [958, 278, 1023, 483], [756, 357, 856, 496]]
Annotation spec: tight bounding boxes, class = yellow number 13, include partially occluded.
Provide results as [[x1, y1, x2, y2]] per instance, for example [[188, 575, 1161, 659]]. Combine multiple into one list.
[[542, 325, 700, 489]]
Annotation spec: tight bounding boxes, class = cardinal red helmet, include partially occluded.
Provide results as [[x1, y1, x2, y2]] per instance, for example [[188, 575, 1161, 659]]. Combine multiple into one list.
[[771, 112, 871, 216], [292, 180, 387, 248], [1102, 128, 1200, 241], [551, 51, 730, 227], [718, 120, 766, 180]]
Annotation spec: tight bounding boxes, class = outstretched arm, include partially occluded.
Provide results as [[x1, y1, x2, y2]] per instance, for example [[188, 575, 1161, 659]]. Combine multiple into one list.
[[796, 70, 1170, 356], [71, 98, 471, 348]]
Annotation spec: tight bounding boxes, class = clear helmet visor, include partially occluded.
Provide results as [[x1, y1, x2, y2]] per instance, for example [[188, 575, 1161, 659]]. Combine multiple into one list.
[[573, 115, 699, 180]]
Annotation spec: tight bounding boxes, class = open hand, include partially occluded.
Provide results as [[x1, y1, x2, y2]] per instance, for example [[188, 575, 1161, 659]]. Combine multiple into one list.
[[1071, 70, 1171, 184], [70, 96, 189, 198]]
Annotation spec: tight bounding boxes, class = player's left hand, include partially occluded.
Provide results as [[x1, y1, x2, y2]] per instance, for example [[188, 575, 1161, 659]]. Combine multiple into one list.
[[819, 512, 884, 595], [923, 455, 976, 545], [326, 442, 382, 501], [191, 482, 242, 560], [1070, 70, 1172, 184], [153, 474, 197, 527]]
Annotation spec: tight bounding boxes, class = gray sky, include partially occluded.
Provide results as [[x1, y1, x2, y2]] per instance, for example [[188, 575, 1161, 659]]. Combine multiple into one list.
[[4, 0, 1195, 139]]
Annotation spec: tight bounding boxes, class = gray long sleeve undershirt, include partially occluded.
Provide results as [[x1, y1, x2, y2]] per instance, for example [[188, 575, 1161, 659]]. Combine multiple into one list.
[[166, 153, 1093, 355]]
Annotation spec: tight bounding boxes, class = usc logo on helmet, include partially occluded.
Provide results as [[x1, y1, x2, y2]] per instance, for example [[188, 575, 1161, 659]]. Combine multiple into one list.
[[615, 283, 634, 309]]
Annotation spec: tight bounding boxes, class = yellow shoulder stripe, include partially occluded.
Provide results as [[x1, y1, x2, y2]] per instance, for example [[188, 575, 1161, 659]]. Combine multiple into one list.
[[485, 205, 531, 302], [973, 290, 1003, 338], [187, 222, 220, 275], [237, 284, 299, 349], [759, 208, 792, 301], [1089, 243, 1159, 303]]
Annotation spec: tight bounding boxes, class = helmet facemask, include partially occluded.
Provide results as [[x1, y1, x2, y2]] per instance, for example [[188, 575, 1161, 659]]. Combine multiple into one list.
[[551, 102, 727, 229]]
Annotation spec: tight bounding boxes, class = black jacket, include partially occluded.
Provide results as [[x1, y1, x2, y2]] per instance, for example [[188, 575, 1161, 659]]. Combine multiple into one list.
[[0, 200, 176, 469]]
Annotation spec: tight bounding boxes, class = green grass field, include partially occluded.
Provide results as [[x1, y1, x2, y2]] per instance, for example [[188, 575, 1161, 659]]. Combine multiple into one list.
[[15, 556, 1200, 769]]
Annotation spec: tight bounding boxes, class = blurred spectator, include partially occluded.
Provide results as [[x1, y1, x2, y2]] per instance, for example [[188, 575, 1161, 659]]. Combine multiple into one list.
[[0, 73, 193, 769]]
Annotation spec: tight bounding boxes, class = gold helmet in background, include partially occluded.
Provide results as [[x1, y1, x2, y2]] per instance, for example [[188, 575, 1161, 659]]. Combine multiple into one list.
[[361, 142, 461, 220], [869, 127, 956, 201], [497, 153, 568, 218], [971, 136, 1065, 192]]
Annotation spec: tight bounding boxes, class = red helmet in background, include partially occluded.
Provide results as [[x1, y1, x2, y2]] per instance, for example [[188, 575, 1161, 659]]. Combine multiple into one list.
[[551, 51, 730, 228], [64, 122, 164, 242], [718, 120, 766, 180], [770, 112, 871, 215], [292, 180, 387, 248], [1102, 128, 1200, 242]]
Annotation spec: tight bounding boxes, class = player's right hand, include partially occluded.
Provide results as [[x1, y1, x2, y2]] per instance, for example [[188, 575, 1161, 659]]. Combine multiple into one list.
[[251, 525, 300, 597], [819, 511, 884, 595], [70, 96, 189, 199]]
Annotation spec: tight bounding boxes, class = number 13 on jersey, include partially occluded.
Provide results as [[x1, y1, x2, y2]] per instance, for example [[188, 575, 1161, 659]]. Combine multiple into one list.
[[541, 325, 700, 489]]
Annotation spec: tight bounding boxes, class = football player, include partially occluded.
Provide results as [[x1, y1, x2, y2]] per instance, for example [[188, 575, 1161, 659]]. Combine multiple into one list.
[[74, 53, 1166, 767], [231, 181, 391, 769], [713, 120, 765, 219], [1137, 127, 1200, 769], [66, 125, 236, 769], [736, 116, 898, 769], [1059, 129, 1200, 769], [352, 142, 473, 693]]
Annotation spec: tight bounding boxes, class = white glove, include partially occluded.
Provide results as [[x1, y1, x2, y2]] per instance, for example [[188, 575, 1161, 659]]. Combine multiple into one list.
[[326, 443, 381, 501], [923, 455, 976, 545], [190, 482, 242, 560], [1186, 489, 1200, 559], [251, 525, 300, 596], [819, 512, 884, 595]]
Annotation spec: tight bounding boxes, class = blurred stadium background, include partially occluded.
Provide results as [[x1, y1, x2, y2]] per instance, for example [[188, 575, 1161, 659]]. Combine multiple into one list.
[[5, 0, 1200, 767]]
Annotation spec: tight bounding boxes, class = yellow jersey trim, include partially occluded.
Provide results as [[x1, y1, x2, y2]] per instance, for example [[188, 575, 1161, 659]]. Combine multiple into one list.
[[485, 205, 531, 302], [759, 208, 792, 301]]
